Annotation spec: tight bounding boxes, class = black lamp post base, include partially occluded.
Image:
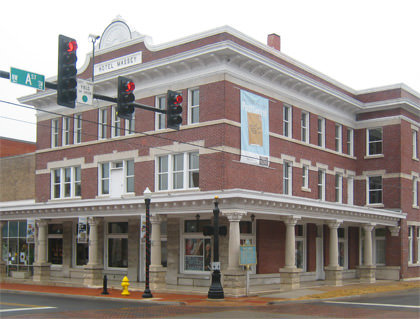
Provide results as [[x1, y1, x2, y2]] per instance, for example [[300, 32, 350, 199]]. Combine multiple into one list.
[[208, 270, 224, 299], [142, 288, 153, 298]]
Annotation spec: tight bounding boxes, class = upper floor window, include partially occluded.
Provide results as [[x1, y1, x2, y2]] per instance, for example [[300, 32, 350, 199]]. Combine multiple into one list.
[[156, 152, 199, 191], [99, 160, 134, 196], [74, 114, 82, 144], [125, 114, 135, 135], [317, 169, 325, 201], [189, 89, 199, 124], [111, 106, 121, 138], [51, 119, 59, 148], [302, 165, 309, 189], [156, 95, 166, 130], [301, 111, 309, 143], [335, 124, 342, 153], [413, 129, 418, 159], [346, 128, 354, 156], [51, 166, 81, 199], [62, 117, 71, 146], [367, 176, 382, 204], [99, 108, 108, 139], [283, 161, 292, 195], [367, 128, 383, 156], [413, 177, 418, 207], [335, 174, 343, 203], [317, 117, 325, 148], [283, 105, 292, 138]]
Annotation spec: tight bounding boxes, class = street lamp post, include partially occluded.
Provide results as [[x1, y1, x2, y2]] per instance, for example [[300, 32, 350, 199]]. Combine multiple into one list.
[[208, 196, 224, 299], [142, 187, 153, 298]]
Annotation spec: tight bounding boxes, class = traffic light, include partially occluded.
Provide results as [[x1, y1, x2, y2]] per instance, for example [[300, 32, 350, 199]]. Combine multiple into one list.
[[166, 90, 183, 130], [117, 76, 136, 119], [57, 35, 78, 108]]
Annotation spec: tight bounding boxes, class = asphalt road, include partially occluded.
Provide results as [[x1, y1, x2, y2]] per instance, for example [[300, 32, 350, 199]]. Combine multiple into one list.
[[0, 288, 419, 318]]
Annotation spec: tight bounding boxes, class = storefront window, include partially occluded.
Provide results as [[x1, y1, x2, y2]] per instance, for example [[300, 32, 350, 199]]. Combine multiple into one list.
[[3, 221, 34, 273], [184, 238, 211, 271], [48, 224, 63, 265], [295, 225, 304, 270]]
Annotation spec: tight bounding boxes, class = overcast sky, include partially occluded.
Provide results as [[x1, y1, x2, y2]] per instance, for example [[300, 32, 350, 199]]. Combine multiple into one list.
[[1, 0, 419, 142]]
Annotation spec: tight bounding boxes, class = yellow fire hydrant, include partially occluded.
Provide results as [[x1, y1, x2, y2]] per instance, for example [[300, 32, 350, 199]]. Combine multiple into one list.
[[121, 276, 130, 296]]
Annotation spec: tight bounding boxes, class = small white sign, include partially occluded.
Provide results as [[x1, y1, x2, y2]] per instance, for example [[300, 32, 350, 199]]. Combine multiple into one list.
[[77, 79, 93, 105]]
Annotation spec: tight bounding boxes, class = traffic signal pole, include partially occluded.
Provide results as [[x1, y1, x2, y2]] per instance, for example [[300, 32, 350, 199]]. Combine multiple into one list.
[[0, 70, 167, 115]]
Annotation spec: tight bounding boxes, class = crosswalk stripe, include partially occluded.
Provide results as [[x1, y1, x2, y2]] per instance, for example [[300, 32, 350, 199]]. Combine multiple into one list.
[[324, 301, 420, 309], [0, 306, 56, 313]]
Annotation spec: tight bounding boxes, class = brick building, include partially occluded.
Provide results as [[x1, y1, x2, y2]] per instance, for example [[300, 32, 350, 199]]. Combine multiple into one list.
[[0, 137, 35, 277], [1, 18, 419, 294]]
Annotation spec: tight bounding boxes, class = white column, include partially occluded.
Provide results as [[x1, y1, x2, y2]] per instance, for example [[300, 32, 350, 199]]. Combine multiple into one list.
[[327, 220, 342, 267], [363, 224, 375, 266], [87, 217, 99, 266], [223, 211, 246, 271], [150, 214, 162, 267], [284, 217, 300, 268], [37, 220, 48, 264]]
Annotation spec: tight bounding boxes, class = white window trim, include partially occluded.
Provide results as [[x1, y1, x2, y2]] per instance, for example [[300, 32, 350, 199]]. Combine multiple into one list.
[[155, 152, 199, 192], [335, 124, 342, 153], [98, 160, 134, 196], [366, 175, 383, 205], [317, 117, 325, 148], [98, 108, 107, 140], [413, 130, 419, 160], [301, 111, 309, 143], [302, 165, 309, 191], [111, 106, 121, 138], [366, 127, 383, 156], [125, 113, 135, 135], [408, 226, 414, 264], [413, 177, 419, 208], [74, 114, 82, 144], [52, 119, 59, 148], [62, 117, 71, 146], [188, 88, 199, 125], [318, 170, 326, 201], [283, 105, 292, 138], [335, 174, 343, 203], [347, 128, 354, 156], [347, 176, 354, 205], [155, 95, 166, 130], [51, 166, 81, 200], [283, 161, 292, 195]]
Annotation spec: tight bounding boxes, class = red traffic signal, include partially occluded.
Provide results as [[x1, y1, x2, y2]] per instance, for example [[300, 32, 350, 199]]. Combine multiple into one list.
[[117, 76, 136, 120], [167, 90, 183, 130], [57, 35, 78, 108]]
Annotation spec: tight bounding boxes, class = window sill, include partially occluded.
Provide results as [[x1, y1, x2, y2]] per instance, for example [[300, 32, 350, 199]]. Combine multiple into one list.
[[412, 157, 419, 162], [413, 205, 419, 209], [366, 203, 384, 208], [364, 154, 384, 159], [49, 197, 82, 202], [408, 263, 420, 267], [301, 187, 311, 193]]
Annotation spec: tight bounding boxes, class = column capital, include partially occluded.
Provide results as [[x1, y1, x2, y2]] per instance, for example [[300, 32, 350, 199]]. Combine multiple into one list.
[[36, 219, 49, 227], [327, 220, 343, 229], [222, 210, 247, 222], [283, 216, 301, 226], [363, 223, 375, 233], [388, 226, 400, 237], [87, 217, 99, 226], [150, 214, 163, 224]]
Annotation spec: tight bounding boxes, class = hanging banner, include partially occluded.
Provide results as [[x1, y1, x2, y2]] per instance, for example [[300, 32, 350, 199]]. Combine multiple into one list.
[[77, 217, 88, 243], [240, 90, 270, 166], [26, 219, 35, 243], [140, 214, 146, 241]]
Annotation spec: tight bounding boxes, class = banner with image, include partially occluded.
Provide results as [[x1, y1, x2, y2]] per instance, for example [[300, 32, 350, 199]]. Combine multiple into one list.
[[77, 217, 88, 243], [26, 219, 35, 243], [240, 90, 270, 166]]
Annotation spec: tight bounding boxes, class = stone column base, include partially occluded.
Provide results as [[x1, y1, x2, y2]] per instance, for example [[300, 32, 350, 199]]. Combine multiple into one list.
[[324, 266, 343, 286], [150, 265, 167, 290], [83, 265, 104, 287], [359, 265, 376, 283], [0, 262, 7, 280], [33, 262, 51, 282], [279, 267, 302, 290], [223, 269, 247, 297]]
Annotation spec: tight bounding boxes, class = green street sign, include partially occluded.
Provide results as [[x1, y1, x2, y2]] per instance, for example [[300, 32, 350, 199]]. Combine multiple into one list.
[[10, 67, 45, 90]]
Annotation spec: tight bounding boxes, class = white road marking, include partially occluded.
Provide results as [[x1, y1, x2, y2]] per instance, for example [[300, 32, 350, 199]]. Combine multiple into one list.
[[0, 306, 56, 313], [324, 301, 420, 309]]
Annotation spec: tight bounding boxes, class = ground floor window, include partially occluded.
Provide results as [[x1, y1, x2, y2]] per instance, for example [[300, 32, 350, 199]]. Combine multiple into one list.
[[295, 224, 305, 270], [338, 227, 347, 268], [1, 221, 35, 273], [74, 222, 89, 266], [184, 238, 211, 271], [107, 222, 128, 268], [374, 228, 386, 265], [48, 224, 63, 265]]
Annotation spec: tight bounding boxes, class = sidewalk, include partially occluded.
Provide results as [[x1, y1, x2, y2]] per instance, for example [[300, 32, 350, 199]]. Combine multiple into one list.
[[1, 280, 419, 307]]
